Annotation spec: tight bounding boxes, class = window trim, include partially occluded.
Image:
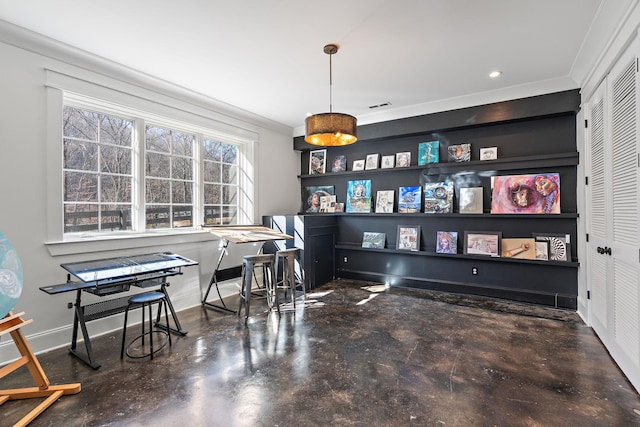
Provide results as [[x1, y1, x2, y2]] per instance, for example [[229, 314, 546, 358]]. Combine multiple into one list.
[[44, 69, 256, 254]]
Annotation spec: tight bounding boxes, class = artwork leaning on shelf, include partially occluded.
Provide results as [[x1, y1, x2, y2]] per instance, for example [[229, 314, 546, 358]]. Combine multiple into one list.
[[491, 173, 560, 214], [346, 180, 372, 213], [424, 182, 454, 213]]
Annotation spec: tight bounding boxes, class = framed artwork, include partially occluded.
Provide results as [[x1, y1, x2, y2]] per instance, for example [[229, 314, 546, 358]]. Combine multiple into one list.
[[491, 173, 560, 214], [459, 187, 483, 214], [331, 155, 347, 172], [398, 186, 422, 213], [464, 231, 501, 257], [319, 195, 336, 213], [309, 149, 327, 174], [381, 155, 395, 169], [480, 147, 498, 161], [397, 225, 421, 251], [365, 153, 380, 170], [362, 232, 386, 249], [533, 233, 571, 261], [424, 182, 454, 214], [535, 241, 549, 260], [346, 180, 372, 213], [501, 238, 536, 259], [436, 231, 458, 254], [418, 141, 439, 165], [395, 151, 411, 167], [302, 186, 334, 213], [334, 203, 344, 212], [448, 143, 471, 162], [352, 159, 365, 171], [375, 190, 395, 213]]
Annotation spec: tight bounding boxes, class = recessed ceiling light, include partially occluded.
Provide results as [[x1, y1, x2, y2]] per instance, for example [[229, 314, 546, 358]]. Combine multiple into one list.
[[489, 70, 502, 78]]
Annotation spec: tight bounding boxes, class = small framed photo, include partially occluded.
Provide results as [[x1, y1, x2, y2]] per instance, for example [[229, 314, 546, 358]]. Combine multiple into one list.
[[533, 233, 571, 261], [331, 155, 347, 172], [448, 144, 471, 162], [352, 159, 365, 171], [362, 232, 386, 249], [375, 190, 395, 213], [381, 155, 395, 169], [395, 152, 411, 168], [309, 149, 327, 174], [480, 147, 498, 161], [459, 187, 483, 214], [365, 153, 380, 170], [464, 231, 502, 257], [397, 225, 421, 251], [436, 231, 458, 254], [501, 238, 536, 259], [535, 241, 549, 260]]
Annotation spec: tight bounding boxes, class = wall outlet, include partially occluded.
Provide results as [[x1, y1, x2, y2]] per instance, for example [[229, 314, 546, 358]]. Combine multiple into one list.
[[472, 267, 478, 275], [343, 257, 348, 263]]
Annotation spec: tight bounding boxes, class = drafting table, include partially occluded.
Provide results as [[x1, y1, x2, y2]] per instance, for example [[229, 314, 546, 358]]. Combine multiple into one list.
[[40, 252, 197, 369], [201, 225, 292, 313]]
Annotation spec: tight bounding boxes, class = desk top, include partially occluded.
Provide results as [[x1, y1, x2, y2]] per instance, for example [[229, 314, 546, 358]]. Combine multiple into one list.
[[60, 252, 197, 283], [202, 225, 292, 244]]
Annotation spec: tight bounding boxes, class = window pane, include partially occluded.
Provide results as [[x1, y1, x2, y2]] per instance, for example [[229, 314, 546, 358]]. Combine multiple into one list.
[[172, 157, 193, 180], [64, 139, 98, 171], [146, 152, 170, 178], [204, 161, 221, 183], [172, 181, 193, 204], [101, 175, 132, 203], [64, 172, 98, 202], [101, 204, 131, 231], [64, 204, 98, 232], [145, 126, 170, 153], [203, 139, 221, 161], [172, 131, 194, 156], [221, 143, 238, 164], [146, 205, 171, 229], [204, 183, 221, 204], [204, 206, 221, 225], [146, 178, 170, 203], [173, 207, 193, 228], [100, 115, 132, 146], [63, 106, 98, 140], [222, 164, 237, 185], [222, 206, 237, 225], [101, 145, 131, 174], [223, 184, 237, 204]]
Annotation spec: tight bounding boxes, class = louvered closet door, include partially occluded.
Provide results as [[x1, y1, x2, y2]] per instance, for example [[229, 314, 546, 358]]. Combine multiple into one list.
[[586, 80, 610, 338], [607, 48, 640, 378]]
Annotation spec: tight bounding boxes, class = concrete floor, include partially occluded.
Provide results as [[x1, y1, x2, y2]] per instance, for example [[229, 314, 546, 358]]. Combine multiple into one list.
[[3, 279, 640, 426]]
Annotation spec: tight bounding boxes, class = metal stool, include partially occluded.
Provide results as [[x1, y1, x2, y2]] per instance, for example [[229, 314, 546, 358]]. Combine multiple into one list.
[[238, 254, 279, 323], [275, 248, 306, 308], [121, 291, 171, 360]]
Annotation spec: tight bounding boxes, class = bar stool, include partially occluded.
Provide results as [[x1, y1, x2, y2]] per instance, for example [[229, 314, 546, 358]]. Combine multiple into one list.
[[121, 291, 171, 360], [238, 254, 279, 323], [275, 248, 306, 308]]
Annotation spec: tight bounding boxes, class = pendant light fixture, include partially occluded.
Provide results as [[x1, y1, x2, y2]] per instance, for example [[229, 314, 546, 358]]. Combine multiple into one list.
[[305, 44, 357, 146]]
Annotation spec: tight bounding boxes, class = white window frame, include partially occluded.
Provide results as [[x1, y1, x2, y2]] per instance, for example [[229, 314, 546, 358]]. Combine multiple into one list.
[[44, 69, 256, 255]]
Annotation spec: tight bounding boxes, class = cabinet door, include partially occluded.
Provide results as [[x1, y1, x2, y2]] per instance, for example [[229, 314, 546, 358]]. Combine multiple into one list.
[[307, 233, 335, 289], [586, 39, 640, 391]]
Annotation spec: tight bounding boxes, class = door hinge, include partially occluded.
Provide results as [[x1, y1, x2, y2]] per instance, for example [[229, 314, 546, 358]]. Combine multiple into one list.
[[587, 290, 591, 300], [585, 176, 589, 185], [584, 119, 588, 128], [586, 233, 589, 242]]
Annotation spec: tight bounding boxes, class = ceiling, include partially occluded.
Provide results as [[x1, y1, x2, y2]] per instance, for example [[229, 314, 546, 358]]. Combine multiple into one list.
[[0, 1, 617, 135]]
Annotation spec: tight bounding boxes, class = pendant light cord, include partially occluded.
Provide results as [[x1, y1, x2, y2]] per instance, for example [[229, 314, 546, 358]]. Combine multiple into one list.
[[329, 51, 333, 113]]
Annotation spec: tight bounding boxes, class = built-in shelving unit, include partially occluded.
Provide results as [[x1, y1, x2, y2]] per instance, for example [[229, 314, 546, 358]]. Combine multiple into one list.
[[286, 89, 581, 309]]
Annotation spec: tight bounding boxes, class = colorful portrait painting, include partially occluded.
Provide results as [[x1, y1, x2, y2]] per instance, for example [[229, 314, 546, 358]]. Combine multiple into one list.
[[490, 173, 560, 214]]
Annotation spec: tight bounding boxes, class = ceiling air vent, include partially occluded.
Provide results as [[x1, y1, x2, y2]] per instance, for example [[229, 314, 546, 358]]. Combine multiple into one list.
[[369, 102, 392, 109]]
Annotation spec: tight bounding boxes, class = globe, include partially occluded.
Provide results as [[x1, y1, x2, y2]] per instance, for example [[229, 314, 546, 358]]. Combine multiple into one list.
[[0, 232, 23, 319]]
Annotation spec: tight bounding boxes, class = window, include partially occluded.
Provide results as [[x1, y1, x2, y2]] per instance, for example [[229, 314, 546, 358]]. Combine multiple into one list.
[[62, 104, 245, 235], [63, 106, 133, 233]]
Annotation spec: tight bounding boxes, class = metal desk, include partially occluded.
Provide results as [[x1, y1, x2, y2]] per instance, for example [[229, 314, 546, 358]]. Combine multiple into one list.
[[40, 252, 197, 369]]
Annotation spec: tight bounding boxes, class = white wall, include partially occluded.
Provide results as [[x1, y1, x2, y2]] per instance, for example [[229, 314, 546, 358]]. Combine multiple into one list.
[[0, 25, 300, 363]]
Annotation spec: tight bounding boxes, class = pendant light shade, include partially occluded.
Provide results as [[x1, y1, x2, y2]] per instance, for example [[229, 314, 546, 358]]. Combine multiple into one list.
[[305, 44, 357, 146]]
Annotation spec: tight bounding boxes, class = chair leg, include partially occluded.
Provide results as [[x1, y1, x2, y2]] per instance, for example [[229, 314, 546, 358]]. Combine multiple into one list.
[[148, 303, 154, 360], [164, 299, 172, 347]]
